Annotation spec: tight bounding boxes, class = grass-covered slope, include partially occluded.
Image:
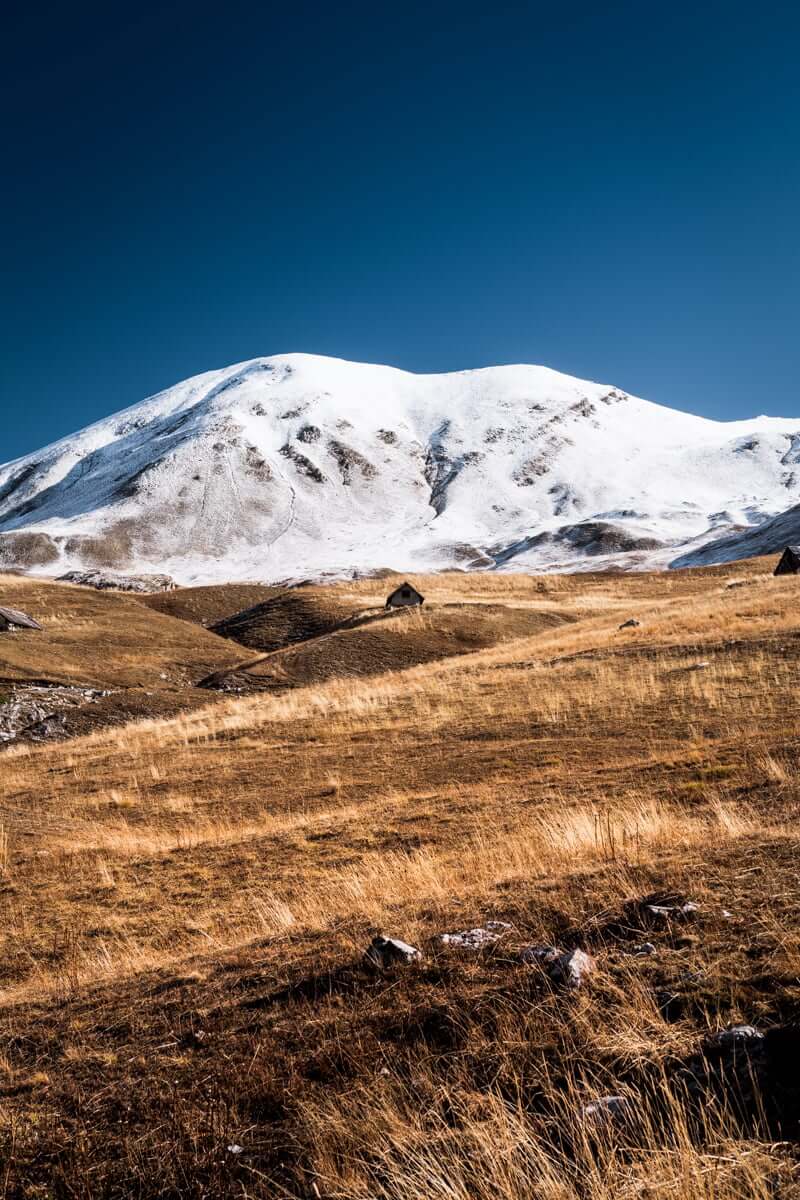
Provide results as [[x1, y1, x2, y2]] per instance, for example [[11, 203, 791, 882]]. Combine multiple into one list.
[[1, 557, 800, 1196], [204, 602, 575, 692], [0, 573, 242, 688]]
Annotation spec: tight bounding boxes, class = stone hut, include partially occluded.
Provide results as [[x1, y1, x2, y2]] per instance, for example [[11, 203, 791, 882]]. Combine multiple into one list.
[[0, 606, 42, 632], [385, 582, 424, 609], [774, 546, 800, 576]]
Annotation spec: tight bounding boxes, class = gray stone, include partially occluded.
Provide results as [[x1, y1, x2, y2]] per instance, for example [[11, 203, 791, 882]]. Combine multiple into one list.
[[552, 947, 596, 989], [705, 1025, 764, 1049], [645, 900, 699, 924], [583, 1095, 631, 1125], [439, 920, 512, 950], [520, 945, 597, 988], [365, 935, 422, 969], [519, 944, 562, 967]]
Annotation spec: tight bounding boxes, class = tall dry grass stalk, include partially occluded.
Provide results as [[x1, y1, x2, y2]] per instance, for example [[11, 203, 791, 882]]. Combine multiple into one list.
[[296, 1071, 785, 1200]]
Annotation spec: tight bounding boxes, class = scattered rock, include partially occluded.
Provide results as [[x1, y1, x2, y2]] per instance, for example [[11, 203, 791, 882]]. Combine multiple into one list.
[[520, 945, 597, 988], [582, 1095, 631, 1125], [553, 947, 597, 988], [519, 944, 561, 968], [618, 618, 640, 630], [628, 942, 657, 956], [25, 711, 68, 742], [364, 936, 422, 969], [704, 1025, 764, 1050], [644, 900, 699, 925], [227, 1144, 244, 1156], [439, 921, 512, 950]]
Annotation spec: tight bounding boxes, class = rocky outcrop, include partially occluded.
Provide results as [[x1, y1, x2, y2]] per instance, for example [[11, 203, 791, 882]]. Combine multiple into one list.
[[58, 570, 176, 593]]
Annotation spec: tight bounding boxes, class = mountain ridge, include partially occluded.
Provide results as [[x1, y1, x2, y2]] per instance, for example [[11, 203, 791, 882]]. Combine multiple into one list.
[[1, 353, 799, 582]]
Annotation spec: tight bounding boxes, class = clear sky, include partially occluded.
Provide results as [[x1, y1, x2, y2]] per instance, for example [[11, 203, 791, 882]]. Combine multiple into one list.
[[3, 0, 799, 461]]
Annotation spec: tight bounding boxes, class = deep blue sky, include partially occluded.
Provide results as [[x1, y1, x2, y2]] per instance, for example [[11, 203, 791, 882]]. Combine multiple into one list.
[[3, 0, 799, 461]]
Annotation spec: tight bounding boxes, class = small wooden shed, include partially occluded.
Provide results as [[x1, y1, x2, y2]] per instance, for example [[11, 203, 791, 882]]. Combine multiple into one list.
[[0, 606, 42, 632], [774, 546, 800, 576], [385, 582, 424, 609]]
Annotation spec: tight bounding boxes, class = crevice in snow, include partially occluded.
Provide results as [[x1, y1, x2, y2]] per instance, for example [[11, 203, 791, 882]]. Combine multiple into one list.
[[424, 420, 467, 517]]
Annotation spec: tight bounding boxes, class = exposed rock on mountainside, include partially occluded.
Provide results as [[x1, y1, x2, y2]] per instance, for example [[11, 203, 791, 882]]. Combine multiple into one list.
[[2, 354, 799, 583], [670, 500, 800, 567], [58, 570, 176, 592]]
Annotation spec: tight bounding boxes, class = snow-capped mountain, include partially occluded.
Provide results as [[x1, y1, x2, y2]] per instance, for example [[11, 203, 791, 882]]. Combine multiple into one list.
[[1, 353, 799, 583]]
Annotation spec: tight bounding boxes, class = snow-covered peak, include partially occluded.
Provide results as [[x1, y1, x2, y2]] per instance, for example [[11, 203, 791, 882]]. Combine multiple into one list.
[[1, 353, 798, 582]]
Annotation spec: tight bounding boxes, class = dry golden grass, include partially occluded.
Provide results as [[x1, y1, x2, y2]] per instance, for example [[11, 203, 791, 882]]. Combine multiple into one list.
[[1, 556, 800, 1196], [0, 573, 243, 687]]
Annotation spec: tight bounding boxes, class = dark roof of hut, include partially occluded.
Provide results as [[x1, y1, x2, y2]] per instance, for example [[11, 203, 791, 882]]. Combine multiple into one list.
[[0, 606, 42, 630], [386, 581, 424, 602]]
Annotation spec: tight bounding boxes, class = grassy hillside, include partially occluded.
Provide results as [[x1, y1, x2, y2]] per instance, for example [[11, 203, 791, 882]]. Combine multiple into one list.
[[202, 599, 575, 692], [0, 574, 251, 739], [140, 582, 287, 627], [0, 574, 244, 687], [1, 557, 800, 1197]]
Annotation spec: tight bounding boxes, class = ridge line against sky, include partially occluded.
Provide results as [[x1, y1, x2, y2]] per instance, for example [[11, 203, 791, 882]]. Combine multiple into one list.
[[3, 0, 799, 462], [3, 353, 795, 474]]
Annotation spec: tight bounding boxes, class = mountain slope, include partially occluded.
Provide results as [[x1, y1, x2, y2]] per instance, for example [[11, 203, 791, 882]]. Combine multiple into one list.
[[670, 499, 800, 567], [1, 353, 799, 582]]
